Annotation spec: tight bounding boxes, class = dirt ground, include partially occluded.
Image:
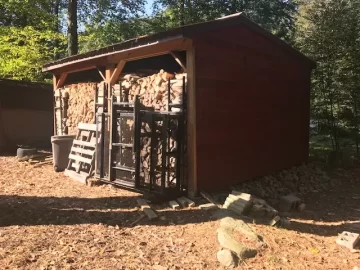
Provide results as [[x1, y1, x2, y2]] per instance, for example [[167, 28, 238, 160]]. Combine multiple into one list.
[[0, 156, 359, 270]]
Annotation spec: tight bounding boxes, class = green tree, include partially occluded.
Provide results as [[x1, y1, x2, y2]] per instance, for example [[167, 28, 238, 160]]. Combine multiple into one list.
[[152, 0, 298, 40], [0, 26, 65, 81], [296, 0, 360, 153]]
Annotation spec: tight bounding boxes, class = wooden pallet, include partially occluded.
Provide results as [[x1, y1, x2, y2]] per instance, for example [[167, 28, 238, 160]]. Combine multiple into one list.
[[64, 123, 99, 184]]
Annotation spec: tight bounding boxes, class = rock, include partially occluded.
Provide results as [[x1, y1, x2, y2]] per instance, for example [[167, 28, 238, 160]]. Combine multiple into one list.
[[223, 194, 253, 215], [217, 249, 238, 268], [231, 191, 253, 202], [220, 217, 261, 243], [270, 216, 281, 226], [217, 228, 257, 259], [336, 231, 360, 249], [168, 200, 180, 209]]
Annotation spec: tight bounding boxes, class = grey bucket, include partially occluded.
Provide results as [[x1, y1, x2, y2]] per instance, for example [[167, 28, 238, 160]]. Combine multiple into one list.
[[51, 135, 75, 172]]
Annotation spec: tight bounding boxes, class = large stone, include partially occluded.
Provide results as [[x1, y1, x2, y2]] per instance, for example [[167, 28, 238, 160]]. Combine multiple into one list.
[[217, 249, 238, 268], [217, 228, 257, 259], [220, 217, 261, 243]]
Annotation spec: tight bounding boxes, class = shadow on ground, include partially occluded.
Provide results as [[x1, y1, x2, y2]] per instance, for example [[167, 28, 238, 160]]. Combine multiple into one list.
[[0, 191, 359, 238]]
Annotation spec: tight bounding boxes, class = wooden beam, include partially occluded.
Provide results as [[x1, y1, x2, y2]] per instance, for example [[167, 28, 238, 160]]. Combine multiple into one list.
[[53, 65, 98, 76], [53, 74, 58, 90], [109, 60, 126, 85], [97, 68, 106, 81], [170, 51, 187, 72], [53, 75, 57, 135], [186, 46, 197, 197], [107, 38, 192, 64], [56, 73, 68, 89], [105, 64, 115, 84], [45, 38, 192, 75]]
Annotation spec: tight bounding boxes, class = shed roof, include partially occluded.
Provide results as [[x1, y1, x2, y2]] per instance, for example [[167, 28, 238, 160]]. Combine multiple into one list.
[[43, 13, 316, 72]]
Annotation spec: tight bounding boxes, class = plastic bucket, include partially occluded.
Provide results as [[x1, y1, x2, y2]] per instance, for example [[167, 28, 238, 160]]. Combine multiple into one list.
[[51, 135, 75, 172]]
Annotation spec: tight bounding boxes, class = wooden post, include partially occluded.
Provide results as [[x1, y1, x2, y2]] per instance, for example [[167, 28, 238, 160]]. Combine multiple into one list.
[[53, 75, 58, 135], [186, 46, 197, 197]]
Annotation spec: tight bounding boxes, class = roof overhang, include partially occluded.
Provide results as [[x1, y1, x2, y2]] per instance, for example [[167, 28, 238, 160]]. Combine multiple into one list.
[[43, 36, 192, 74], [43, 13, 316, 74]]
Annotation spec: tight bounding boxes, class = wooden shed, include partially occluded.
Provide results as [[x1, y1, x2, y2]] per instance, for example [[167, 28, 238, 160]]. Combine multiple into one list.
[[0, 79, 53, 153], [43, 13, 315, 196]]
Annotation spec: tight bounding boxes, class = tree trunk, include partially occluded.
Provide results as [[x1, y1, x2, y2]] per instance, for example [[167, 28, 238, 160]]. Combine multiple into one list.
[[67, 0, 78, 56], [179, 0, 185, 26], [54, 0, 61, 60]]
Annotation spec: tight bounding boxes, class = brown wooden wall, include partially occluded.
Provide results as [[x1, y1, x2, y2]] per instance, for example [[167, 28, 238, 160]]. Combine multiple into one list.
[[0, 80, 53, 153], [193, 25, 312, 191]]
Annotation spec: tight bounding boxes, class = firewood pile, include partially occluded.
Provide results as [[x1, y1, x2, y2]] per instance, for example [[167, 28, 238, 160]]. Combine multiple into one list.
[[114, 70, 186, 112], [55, 83, 98, 135], [137, 121, 179, 188], [112, 70, 186, 188], [55, 71, 186, 188]]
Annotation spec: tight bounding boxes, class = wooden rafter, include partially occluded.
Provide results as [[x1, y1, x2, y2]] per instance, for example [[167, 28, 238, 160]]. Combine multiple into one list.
[[97, 68, 106, 81], [56, 73, 68, 89], [170, 51, 187, 72], [109, 60, 126, 85]]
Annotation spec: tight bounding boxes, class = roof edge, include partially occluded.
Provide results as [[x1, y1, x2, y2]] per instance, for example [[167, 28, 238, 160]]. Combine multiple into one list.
[[43, 13, 316, 72]]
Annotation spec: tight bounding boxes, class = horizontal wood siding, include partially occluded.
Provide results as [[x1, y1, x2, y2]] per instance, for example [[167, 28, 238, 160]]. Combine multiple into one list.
[[194, 25, 312, 191]]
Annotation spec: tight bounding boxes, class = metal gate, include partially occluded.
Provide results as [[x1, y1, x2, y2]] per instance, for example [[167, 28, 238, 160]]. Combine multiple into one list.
[[102, 77, 186, 196]]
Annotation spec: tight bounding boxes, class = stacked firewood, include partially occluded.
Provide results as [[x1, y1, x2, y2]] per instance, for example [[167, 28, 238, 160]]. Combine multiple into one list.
[[112, 70, 186, 188], [55, 83, 98, 135], [114, 70, 187, 112]]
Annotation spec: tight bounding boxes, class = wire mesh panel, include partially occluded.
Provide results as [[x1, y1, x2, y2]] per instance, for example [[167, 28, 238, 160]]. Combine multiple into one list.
[[136, 112, 184, 194]]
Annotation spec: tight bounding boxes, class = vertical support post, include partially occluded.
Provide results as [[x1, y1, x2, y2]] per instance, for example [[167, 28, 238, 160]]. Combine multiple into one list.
[[167, 78, 171, 112], [166, 77, 171, 187], [109, 96, 115, 181], [94, 85, 99, 124], [149, 116, 156, 191], [134, 96, 141, 188], [186, 46, 197, 197], [53, 75, 58, 136], [59, 89, 63, 135], [100, 83, 107, 178], [176, 75, 186, 192], [161, 116, 167, 194]]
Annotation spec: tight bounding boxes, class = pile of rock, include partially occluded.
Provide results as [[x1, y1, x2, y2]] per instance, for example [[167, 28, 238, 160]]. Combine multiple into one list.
[[222, 191, 279, 219], [233, 163, 338, 200]]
